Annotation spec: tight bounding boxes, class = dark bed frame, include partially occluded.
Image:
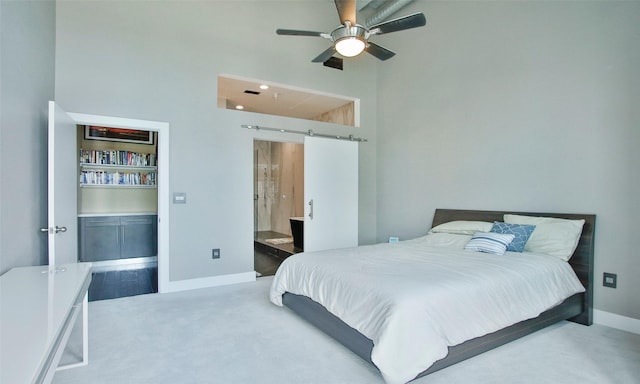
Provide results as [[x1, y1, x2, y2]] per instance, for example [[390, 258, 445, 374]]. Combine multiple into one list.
[[282, 209, 595, 380]]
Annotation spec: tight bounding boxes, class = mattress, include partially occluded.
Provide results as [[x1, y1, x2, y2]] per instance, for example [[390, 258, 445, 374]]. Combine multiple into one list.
[[269, 234, 585, 384]]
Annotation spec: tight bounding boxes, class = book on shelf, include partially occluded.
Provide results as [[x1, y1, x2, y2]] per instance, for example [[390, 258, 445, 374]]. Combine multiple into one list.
[[79, 170, 157, 186], [79, 149, 157, 167]]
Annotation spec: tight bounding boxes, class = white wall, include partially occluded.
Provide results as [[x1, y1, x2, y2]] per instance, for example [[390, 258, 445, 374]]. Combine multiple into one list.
[[55, 1, 377, 282], [375, 1, 640, 320], [0, 0, 55, 274]]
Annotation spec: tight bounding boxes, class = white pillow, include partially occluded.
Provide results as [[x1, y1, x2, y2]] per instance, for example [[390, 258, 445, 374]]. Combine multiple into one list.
[[411, 233, 472, 249], [503, 214, 585, 261], [429, 220, 494, 236], [464, 232, 515, 255]]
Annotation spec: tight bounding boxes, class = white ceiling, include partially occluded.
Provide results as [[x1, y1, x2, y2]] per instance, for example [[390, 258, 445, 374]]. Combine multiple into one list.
[[217, 75, 354, 121]]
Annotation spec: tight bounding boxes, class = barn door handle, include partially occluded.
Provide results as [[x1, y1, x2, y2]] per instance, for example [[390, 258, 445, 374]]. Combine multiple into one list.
[[308, 199, 314, 220]]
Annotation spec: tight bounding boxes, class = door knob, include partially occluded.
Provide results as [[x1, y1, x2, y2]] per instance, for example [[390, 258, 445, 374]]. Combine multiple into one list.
[[40, 226, 67, 233]]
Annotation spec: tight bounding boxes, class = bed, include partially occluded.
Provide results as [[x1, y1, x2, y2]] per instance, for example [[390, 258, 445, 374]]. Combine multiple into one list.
[[269, 209, 595, 384]]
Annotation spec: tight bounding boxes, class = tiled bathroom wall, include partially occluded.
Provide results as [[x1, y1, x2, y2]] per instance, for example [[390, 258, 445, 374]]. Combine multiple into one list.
[[254, 140, 304, 235]]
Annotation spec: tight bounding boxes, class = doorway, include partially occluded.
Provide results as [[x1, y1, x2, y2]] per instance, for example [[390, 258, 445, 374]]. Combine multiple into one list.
[[253, 139, 304, 276], [251, 136, 360, 276], [56, 108, 170, 294], [77, 125, 159, 300]]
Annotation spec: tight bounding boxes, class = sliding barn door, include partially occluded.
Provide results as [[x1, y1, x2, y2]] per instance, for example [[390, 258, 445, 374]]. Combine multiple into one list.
[[46, 101, 78, 265], [303, 136, 358, 252]]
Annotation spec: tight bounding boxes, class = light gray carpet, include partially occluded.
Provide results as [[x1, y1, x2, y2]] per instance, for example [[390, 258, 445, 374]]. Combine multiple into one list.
[[54, 277, 640, 384]]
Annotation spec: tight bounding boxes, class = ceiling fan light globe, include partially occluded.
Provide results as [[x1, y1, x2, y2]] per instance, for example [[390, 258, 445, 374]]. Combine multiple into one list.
[[335, 37, 365, 57]]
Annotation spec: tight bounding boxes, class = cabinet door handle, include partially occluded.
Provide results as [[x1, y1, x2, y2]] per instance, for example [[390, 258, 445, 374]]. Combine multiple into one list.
[[123, 218, 151, 224], [308, 199, 314, 220]]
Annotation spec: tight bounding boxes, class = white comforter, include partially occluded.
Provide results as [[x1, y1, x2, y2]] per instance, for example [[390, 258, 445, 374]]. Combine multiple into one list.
[[269, 234, 585, 384]]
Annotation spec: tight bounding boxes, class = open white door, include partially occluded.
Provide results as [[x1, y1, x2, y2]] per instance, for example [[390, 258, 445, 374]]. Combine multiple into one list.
[[45, 101, 78, 265], [303, 136, 358, 252]]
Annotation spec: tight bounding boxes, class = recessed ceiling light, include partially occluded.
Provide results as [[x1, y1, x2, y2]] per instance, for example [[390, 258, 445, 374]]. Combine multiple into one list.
[[235, 105, 244, 110], [259, 84, 269, 90]]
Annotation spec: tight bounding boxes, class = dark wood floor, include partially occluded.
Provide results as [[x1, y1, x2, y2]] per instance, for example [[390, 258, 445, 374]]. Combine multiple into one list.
[[254, 230, 302, 277], [254, 248, 285, 277], [88, 267, 158, 301]]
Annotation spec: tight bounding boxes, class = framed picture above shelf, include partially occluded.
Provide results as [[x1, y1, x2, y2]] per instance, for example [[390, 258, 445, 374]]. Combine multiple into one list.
[[85, 125, 154, 145]]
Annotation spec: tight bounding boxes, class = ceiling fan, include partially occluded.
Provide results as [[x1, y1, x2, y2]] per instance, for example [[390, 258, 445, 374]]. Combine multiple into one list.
[[276, 0, 426, 63]]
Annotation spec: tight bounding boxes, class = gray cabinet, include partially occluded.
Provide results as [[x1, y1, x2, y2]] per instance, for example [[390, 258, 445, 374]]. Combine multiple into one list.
[[79, 215, 157, 262], [120, 216, 157, 258], [79, 216, 120, 261]]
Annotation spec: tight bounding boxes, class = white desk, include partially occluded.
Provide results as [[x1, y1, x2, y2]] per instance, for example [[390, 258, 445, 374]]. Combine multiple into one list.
[[0, 263, 92, 384]]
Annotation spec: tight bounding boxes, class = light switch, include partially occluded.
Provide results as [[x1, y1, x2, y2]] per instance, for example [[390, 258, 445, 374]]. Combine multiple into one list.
[[173, 192, 187, 204]]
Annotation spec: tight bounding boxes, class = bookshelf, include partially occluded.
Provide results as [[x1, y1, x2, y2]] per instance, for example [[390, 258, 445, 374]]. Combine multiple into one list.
[[79, 149, 157, 188]]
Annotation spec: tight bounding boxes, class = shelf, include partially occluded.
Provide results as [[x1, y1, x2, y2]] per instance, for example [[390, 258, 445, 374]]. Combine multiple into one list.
[[79, 149, 156, 169], [79, 148, 157, 188], [80, 184, 157, 189], [78, 212, 158, 217], [80, 163, 157, 171]]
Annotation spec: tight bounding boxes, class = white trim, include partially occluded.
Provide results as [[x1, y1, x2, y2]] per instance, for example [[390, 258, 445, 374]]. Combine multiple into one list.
[[161, 272, 256, 293], [594, 309, 640, 335], [47, 102, 57, 265], [69, 113, 168, 131], [67, 112, 170, 294], [353, 99, 361, 128]]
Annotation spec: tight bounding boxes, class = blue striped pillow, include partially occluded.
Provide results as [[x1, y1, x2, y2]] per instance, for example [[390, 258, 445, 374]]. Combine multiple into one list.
[[464, 232, 515, 255]]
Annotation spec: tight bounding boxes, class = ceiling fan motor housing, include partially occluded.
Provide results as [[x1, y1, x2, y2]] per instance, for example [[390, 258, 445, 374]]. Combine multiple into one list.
[[330, 23, 368, 43]]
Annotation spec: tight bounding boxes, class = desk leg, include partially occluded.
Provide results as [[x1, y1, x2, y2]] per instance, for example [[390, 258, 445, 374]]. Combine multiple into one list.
[[81, 292, 89, 365], [57, 292, 89, 370]]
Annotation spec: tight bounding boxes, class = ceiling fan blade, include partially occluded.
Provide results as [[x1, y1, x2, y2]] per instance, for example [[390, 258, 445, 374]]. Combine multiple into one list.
[[276, 29, 324, 37], [365, 42, 396, 61], [369, 12, 426, 35], [334, 0, 356, 25], [312, 46, 337, 63]]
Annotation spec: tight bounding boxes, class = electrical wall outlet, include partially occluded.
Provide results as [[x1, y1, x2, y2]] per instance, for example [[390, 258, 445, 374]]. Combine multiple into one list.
[[212, 248, 221, 259], [603, 272, 617, 288]]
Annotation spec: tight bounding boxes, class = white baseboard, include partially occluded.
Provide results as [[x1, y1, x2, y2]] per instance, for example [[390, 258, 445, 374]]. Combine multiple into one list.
[[160, 271, 256, 293], [593, 309, 640, 335]]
